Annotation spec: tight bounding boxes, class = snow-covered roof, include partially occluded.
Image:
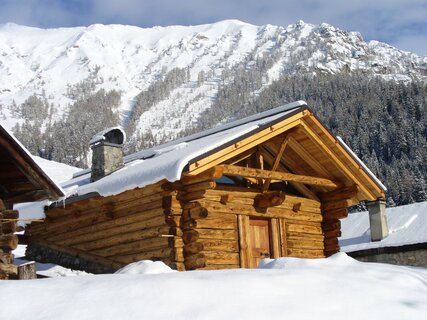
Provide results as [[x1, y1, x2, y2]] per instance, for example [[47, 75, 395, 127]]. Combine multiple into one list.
[[340, 201, 427, 252], [0, 124, 65, 201], [336, 136, 387, 191], [66, 101, 307, 198]]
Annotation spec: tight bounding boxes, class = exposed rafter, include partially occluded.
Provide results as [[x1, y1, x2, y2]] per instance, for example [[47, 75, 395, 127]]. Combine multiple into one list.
[[298, 120, 378, 201], [260, 147, 320, 201], [261, 136, 289, 192]]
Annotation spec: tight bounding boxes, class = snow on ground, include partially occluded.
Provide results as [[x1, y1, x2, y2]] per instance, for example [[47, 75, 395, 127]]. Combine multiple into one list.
[[340, 201, 427, 252], [0, 253, 426, 320]]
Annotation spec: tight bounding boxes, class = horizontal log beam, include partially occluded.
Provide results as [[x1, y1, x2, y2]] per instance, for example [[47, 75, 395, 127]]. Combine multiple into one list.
[[218, 165, 340, 188], [199, 200, 323, 223]]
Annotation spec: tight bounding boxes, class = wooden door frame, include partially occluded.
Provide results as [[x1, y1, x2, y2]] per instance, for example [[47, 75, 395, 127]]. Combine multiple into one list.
[[238, 215, 284, 268]]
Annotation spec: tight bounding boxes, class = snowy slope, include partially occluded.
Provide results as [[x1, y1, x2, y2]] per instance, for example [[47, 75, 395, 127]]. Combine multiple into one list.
[[0, 20, 426, 140], [340, 201, 427, 252], [0, 253, 426, 320]]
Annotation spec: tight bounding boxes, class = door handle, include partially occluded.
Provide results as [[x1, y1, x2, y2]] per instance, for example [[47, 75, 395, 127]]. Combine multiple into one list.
[[260, 252, 270, 258]]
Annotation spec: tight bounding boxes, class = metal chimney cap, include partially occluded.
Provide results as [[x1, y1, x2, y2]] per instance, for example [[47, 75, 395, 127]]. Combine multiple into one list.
[[89, 127, 126, 146]]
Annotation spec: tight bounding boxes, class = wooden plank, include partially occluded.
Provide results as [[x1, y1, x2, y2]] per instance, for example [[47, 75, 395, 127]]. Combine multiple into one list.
[[286, 223, 323, 236], [287, 239, 324, 250], [270, 218, 281, 258], [287, 248, 325, 258], [196, 228, 238, 241], [199, 238, 239, 253], [181, 215, 237, 230], [279, 219, 287, 256], [238, 215, 250, 268], [204, 251, 240, 265], [220, 164, 340, 188]]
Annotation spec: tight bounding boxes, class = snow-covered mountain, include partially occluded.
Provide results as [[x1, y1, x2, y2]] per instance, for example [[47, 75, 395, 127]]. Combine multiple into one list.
[[0, 19, 426, 140]]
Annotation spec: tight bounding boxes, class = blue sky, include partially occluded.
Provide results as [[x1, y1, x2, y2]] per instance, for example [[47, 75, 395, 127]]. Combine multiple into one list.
[[0, 0, 426, 55]]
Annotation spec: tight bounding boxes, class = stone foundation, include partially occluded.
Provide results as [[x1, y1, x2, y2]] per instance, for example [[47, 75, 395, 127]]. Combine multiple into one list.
[[348, 244, 427, 268], [26, 243, 116, 274]]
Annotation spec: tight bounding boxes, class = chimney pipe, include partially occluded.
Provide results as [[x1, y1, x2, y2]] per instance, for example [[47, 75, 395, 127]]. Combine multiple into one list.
[[89, 127, 125, 182], [367, 199, 388, 241]]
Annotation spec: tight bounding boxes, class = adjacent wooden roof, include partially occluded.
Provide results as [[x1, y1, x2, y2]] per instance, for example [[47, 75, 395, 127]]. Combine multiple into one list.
[[0, 125, 64, 204]]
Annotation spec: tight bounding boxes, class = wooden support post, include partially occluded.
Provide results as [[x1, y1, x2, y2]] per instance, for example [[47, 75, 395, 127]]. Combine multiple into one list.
[[18, 262, 37, 280], [238, 215, 250, 268]]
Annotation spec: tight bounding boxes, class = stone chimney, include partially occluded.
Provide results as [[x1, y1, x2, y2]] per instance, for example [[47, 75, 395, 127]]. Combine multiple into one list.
[[367, 199, 388, 241], [90, 127, 125, 182]]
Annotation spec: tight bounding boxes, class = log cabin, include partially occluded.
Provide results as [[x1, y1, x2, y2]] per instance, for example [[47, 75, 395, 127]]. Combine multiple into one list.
[[24, 101, 387, 272], [0, 124, 64, 279]]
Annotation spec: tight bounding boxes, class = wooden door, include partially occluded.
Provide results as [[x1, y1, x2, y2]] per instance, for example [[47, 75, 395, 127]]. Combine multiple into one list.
[[248, 218, 271, 268]]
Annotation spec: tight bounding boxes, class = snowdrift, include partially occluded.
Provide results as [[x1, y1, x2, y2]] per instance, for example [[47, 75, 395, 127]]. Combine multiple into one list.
[[0, 253, 426, 320]]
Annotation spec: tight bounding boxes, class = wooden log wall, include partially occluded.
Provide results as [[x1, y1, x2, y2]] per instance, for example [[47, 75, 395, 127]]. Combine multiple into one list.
[[0, 198, 19, 280], [25, 180, 183, 273], [176, 177, 240, 270], [320, 186, 356, 256], [177, 172, 328, 270], [23, 172, 354, 273], [206, 187, 326, 259]]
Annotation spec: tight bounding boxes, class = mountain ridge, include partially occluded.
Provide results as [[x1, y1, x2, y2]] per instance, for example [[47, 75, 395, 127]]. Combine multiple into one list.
[[1, 19, 426, 140]]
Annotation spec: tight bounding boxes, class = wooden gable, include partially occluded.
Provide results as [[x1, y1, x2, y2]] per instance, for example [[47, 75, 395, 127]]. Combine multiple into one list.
[[0, 125, 63, 207], [184, 107, 385, 204]]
